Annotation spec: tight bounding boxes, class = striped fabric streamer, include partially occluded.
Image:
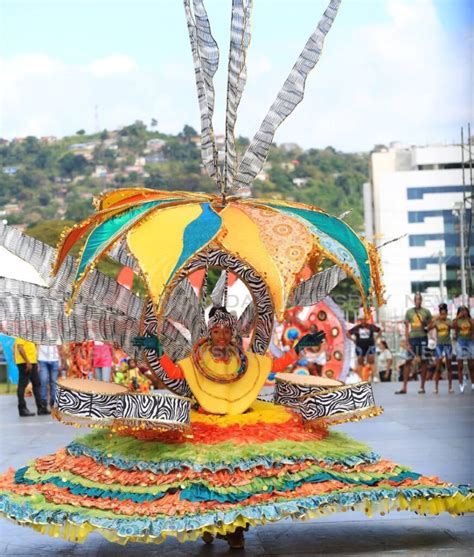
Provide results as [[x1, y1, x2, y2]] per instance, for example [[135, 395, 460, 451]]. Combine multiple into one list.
[[291, 266, 347, 307], [224, 0, 252, 192], [234, 0, 342, 190], [183, 0, 221, 186]]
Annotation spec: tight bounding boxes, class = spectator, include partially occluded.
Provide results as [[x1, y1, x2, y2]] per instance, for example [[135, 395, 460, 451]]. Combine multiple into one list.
[[396, 293, 432, 394], [92, 341, 114, 382], [428, 303, 453, 394], [14, 337, 49, 417], [348, 319, 380, 381], [377, 340, 393, 382], [453, 306, 474, 393], [37, 344, 66, 411]]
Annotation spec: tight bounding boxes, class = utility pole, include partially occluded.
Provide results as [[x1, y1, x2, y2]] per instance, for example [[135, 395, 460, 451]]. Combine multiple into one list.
[[438, 251, 444, 301], [453, 202, 468, 306]]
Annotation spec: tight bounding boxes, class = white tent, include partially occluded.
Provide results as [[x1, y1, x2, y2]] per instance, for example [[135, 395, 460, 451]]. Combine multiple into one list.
[[0, 246, 47, 286]]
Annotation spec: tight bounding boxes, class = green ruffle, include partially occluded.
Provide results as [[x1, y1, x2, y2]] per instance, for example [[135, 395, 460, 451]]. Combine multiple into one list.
[[69, 430, 374, 473]]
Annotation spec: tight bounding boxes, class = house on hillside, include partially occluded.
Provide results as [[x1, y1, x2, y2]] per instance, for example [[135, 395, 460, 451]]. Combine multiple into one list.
[[145, 153, 167, 164], [280, 142, 300, 152], [2, 204, 21, 214], [280, 162, 295, 172], [94, 165, 108, 178], [146, 138, 166, 151], [255, 170, 269, 182], [292, 177, 309, 188], [3, 167, 18, 175], [40, 136, 57, 144], [125, 165, 145, 175]]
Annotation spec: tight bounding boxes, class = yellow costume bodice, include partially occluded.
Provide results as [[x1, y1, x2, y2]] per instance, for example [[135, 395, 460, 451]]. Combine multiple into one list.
[[179, 347, 272, 415]]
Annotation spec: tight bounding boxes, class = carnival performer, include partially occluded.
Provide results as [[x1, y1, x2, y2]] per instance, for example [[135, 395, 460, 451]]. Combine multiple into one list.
[[0, 0, 472, 551], [453, 306, 474, 392], [159, 307, 321, 415], [428, 303, 453, 394]]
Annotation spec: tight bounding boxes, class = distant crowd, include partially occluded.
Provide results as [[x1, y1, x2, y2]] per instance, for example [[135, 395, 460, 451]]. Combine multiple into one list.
[[12, 339, 153, 417], [347, 294, 473, 394]]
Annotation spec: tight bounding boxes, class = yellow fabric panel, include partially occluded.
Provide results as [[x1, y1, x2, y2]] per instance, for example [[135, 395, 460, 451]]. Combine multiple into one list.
[[179, 350, 272, 415], [217, 204, 285, 319], [14, 338, 37, 364], [126, 203, 203, 305], [97, 189, 209, 210], [191, 399, 292, 426]]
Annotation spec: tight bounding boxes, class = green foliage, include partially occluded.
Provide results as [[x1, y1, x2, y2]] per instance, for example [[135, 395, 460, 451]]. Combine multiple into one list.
[[0, 124, 369, 307], [27, 220, 74, 249], [58, 153, 90, 176]]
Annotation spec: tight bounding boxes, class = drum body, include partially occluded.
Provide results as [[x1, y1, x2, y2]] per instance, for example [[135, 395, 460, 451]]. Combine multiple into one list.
[[297, 382, 376, 423], [116, 391, 191, 430], [274, 373, 381, 425], [54, 379, 191, 432], [274, 373, 343, 409], [55, 378, 127, 425]]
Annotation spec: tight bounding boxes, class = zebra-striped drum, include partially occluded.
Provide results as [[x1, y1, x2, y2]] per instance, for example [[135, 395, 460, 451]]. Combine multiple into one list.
[[116, 390, 191, 431], [274, 373, 382, 425], [54, 378, 127, 426], [54, 379, 192, 432], [274, 373, 343, 409]]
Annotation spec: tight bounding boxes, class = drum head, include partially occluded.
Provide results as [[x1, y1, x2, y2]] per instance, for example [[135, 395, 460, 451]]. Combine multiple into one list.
[[57, 378, 128, 394], [276, 372, 343, 387]]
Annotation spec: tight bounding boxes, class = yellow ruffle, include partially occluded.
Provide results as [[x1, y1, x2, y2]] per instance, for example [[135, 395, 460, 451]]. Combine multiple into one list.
[[190, 400, 293, 426], [15, 491, 473, 546]]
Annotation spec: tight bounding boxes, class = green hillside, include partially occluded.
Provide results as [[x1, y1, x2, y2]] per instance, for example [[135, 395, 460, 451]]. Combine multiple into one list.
[[1, 122, 369, 312], [0, 121, 368, 230]]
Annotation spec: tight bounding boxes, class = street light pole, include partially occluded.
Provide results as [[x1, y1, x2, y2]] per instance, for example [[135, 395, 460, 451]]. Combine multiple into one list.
[[438, 251, 444, 301], [454, 202, 468, 306]]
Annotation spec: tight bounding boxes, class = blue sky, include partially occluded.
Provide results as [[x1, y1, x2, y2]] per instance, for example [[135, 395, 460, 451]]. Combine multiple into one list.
[[0, 0, 471, 150]]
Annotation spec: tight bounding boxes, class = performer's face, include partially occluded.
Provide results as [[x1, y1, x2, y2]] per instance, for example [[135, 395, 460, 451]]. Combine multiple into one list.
[[210, 325, 232, 349]]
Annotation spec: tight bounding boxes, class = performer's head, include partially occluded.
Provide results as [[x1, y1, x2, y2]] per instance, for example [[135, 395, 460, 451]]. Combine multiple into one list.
[[208, 307, 236, 349], [414, 292, 423, 308]]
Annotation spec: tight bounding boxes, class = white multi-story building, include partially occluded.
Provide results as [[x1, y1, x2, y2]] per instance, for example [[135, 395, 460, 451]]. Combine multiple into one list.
[[364, 142, 472, 320]]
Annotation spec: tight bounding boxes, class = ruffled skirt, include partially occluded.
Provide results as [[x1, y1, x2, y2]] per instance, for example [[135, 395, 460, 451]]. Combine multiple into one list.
[[0, 401, 472, 544]]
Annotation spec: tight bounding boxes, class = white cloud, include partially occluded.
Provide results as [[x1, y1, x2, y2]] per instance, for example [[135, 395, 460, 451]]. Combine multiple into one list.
[[0, 1, 470, 151], [88, 54, 138, 78]]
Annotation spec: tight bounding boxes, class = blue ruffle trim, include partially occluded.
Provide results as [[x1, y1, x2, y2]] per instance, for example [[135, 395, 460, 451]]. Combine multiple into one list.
[[66, 441, 381, 474], [0, 484, 470, 538]]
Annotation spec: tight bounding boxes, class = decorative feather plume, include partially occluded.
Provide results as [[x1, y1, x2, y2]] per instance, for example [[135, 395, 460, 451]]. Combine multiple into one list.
[[234, 0, 342, 190], [224, 0, 252, 193]]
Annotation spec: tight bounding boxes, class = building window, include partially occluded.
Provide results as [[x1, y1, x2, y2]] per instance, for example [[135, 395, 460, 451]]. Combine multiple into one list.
[[408, 210, 455, 223], [407, 185, 469, 199], [409, 233, 459, 247]]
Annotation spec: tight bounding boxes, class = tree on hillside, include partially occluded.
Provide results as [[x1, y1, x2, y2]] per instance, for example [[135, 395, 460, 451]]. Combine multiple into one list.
[[119, 120, 147, 138], [164, 139, 199, 161], [59, 153, 89, 177], [180, 125, 198, 141], [65, 199, 93, 222], [144, 168, 165, 189], [76, 129, 86, 135]]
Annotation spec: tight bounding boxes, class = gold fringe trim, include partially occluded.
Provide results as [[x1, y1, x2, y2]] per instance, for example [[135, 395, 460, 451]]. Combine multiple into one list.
[[306, 405, 384, 428], [51, 408, 190, 434], [367, 242, 386, 307]]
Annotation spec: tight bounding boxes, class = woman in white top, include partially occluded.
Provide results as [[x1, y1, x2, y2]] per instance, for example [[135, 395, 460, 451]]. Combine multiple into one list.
[[377, 340, 393, 382]]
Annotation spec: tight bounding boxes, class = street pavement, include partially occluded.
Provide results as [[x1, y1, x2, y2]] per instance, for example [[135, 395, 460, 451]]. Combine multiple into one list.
[[0, 382, 472, 556]]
